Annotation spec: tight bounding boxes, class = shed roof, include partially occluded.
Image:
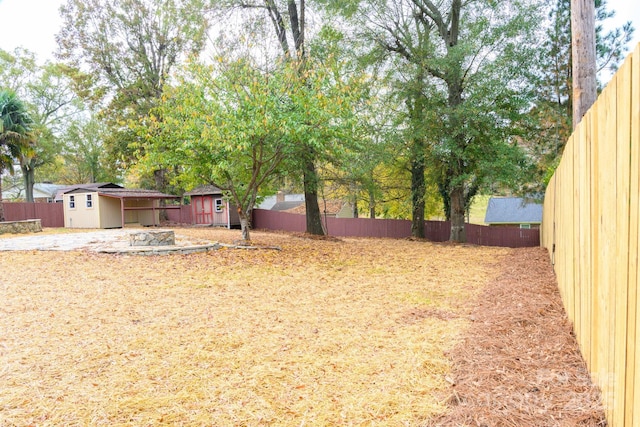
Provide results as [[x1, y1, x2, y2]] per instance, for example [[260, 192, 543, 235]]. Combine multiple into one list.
[[484, 197, 543, 224], [185, 185, 223, 196], [55, 183, 123, 202], [65, 187, 178, 200]]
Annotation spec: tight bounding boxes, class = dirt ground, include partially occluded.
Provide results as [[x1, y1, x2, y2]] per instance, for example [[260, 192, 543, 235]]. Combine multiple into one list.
[[428, 247, 606, 426], [0, 228, 605, 426]]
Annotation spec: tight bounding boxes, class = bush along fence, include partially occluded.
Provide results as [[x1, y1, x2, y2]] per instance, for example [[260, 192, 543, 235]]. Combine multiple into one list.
[[542, 43, 640, 427]]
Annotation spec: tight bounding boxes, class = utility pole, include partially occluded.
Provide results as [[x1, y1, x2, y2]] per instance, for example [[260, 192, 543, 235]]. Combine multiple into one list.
[[571, 0, 597, 129]]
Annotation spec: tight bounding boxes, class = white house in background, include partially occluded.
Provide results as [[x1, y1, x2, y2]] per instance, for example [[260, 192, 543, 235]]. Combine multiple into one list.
[[2, 182, 66, 202], [256, 191, 305, 210], [62, 183, 179, 229]]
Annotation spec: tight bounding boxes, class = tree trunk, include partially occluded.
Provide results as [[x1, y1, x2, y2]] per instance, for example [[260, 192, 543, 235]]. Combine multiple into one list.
[[449, 184, 466, 242], [369, 187, 376, 219], [303, 159, 324, 235], [571, 0, 596, 128], [352, 195, 358, 218], [438, 176, 451, 221], [21, 163, 35, 203], [410, 141, 426, 238], [0, 175, 4, 222], [154, 168, 169, 221], [239, 210, 251, 243]]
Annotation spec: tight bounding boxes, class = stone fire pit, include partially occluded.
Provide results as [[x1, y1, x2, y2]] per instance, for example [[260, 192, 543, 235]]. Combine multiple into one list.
[[129, 230, 175, 246]]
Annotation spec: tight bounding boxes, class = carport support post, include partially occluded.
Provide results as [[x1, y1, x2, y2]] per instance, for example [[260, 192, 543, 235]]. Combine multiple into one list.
[[120, 198, 125, 228]]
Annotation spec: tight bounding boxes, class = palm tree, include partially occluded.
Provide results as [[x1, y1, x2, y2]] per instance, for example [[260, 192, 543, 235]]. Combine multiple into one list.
[[0, 90, 34, 221]]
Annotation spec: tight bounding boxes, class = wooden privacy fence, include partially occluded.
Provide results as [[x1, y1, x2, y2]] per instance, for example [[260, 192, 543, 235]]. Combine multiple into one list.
[[252, 209, 539, 247], [542, 43, 640, 427], [165, 205, 192, 224], [0, 202, 540, 248], [1, 202, 64, 227]]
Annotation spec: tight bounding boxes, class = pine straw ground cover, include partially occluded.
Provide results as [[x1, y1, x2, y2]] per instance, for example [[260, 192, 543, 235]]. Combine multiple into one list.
[[0, 228, 604, 426]]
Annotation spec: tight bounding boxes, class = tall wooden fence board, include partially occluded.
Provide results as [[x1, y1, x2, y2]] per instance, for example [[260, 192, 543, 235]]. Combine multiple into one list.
[[542, 42, 640, 427], [627, 42, 640, 427]]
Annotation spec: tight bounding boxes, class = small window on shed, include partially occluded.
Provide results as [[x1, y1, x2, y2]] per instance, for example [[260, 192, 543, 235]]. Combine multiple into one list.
[[520, 223, 531, 229], [86, 194, 93, 208], [69, 195, 75, 209], [215, 199, 224, 213]]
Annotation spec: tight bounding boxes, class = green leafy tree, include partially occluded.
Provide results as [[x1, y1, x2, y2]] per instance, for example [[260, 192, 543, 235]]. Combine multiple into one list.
[[139, 54, 363, 241], [528, 0, 634, 190], [335, 0, 541, 242], [56, 0, 212, 189], [215, 0, 332, 235], [0, 90, 34, 220], [0, 49, 83, 201], [21, 63, 84, 200], [52, 117, 115, 184]]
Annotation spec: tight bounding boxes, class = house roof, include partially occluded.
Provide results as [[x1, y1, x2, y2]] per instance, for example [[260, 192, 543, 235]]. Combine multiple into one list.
[[484, 197, 543, 224], [185, 185, 223, 196], [2, 182, 66, 200], [286, 200, 348, 216], [271, 201, 305, 211]]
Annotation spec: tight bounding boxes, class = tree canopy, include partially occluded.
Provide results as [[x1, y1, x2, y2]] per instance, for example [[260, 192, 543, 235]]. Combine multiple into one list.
[[138, 53, 366, 241]]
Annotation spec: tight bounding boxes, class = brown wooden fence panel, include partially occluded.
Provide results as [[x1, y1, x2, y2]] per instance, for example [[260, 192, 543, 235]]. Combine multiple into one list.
[[324, 216, 412, 238], [1, 202, 64, 227], [542, 43, 640, 426], [466, 223, 540, 248], [165, 205, 192, 224], [252, 209, 306, 233], [252, 209, 538, 247]]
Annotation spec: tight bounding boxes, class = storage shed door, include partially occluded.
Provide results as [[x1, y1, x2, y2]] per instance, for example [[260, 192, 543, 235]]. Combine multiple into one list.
[[194, 196, 213, 224]]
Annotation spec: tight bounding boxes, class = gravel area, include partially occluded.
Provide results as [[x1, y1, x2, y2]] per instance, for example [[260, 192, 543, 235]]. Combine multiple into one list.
[[0, 229, 215, 253]]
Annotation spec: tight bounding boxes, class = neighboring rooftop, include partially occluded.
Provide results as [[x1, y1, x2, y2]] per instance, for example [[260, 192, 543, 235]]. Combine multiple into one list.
[[3, 182, 66, 201], [271, 201, 305, 211], [484, 197, 543, 225]]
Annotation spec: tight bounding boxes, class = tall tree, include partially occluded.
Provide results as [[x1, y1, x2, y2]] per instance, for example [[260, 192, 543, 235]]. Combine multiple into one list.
[[140, 54, 362, 241], [56, 0, 212, 189], [21, 63, 81, 201], [0, 49, 81, 201], [0, 90, 34, 220], [528, 0, 633, 189], [339, 0, 541, 242], [220, 0, 328, 235], [58, 117, 114, 184]]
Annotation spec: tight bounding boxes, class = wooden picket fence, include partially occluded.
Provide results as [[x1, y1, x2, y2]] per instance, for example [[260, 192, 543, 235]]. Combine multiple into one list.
[[542, 43, 640, 426]]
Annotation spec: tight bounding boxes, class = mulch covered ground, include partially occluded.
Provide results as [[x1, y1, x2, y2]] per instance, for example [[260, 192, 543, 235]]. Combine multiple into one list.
[[0, 228, 606, 425], [430, 247, 607, 426]]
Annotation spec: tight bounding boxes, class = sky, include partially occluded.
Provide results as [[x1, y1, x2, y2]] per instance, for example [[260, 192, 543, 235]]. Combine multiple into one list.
[[0, 0, 639, 79]]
